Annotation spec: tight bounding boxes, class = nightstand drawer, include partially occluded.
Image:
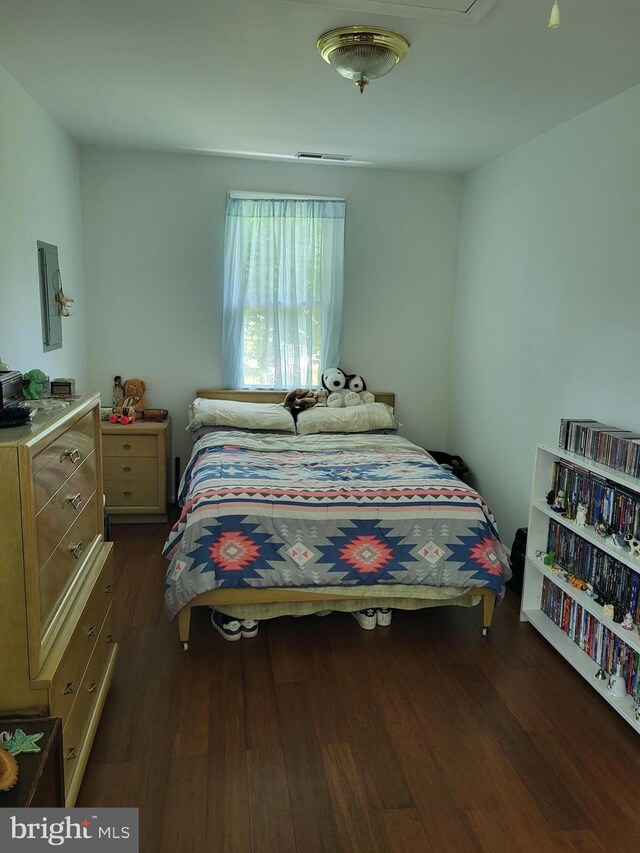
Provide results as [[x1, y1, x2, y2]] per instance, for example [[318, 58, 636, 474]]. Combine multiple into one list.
[[102, 434, 157, 457], [103, 456, 157, 481], [104, 478, 158, 507]]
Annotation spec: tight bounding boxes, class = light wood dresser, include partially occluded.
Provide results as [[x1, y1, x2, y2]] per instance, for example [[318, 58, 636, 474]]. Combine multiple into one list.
[[102, 418, 171, 523], [0, 393, 117, 806]]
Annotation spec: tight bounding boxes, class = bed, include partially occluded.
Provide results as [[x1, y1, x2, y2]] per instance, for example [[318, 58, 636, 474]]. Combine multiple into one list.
[[163, 390, 511, 649]]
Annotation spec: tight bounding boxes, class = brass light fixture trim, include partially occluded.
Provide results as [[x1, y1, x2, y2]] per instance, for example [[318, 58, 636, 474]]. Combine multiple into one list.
[[317, 26, 410, 94]]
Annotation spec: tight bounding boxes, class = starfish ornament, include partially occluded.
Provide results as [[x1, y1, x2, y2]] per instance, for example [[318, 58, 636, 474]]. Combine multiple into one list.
[[4, 729, 44, 756]]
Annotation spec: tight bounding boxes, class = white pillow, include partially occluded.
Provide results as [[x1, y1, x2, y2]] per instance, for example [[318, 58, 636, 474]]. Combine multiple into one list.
[[187, 398, 295, 433], [296, 402, 399, 436]]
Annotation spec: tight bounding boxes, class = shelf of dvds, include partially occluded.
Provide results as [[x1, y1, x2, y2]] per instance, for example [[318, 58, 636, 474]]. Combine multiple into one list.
[[521, 443, 640, 733]]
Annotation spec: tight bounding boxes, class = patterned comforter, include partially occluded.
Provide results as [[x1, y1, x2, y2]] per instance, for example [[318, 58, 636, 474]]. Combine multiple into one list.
[[163, 432, 510, 618]]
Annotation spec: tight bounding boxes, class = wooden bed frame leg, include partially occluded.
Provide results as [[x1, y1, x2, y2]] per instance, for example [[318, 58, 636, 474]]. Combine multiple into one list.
[[481, 591, 495, 636], [178, 606, 191, 651]]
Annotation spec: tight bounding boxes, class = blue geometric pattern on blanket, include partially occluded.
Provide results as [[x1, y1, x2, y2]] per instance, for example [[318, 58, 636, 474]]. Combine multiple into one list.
[[186, 519, 274, 582], [318, 518, 417, 583], [447, 527, 506, 582]]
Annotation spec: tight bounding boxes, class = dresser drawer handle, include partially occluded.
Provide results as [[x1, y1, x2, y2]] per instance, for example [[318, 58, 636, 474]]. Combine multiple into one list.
[[86, 682, 98, 694], [65, 492, 83, 509], [63, 682, 75, 695], [123, 490, 132, 497], [104, 584, 114, 594], [84, 625, 97, 637], [63, 447, 82, 463], [69, 541, 84, 559], [123, 466, 132, 472], [122, 443, 132, 450], [66, 748, 77, 761], [106, 633, 115, 644]]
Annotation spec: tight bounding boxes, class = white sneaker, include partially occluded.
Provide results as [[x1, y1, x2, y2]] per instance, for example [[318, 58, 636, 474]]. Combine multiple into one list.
[[211, 611, 242, 641], [352, 609, 377, 630], [376, 608, 392, 626], [241, 619, 259, 638]]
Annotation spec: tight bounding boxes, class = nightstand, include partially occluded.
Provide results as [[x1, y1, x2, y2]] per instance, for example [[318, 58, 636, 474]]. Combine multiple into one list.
[[101, 418, 171, 523]]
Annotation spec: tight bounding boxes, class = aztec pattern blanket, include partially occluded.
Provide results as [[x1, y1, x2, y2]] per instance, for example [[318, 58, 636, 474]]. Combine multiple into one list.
[[163, 432, 510, 619]]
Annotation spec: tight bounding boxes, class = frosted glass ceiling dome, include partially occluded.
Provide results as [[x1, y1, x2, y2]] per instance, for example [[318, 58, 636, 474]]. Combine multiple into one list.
[[317, 26, 410, 94]]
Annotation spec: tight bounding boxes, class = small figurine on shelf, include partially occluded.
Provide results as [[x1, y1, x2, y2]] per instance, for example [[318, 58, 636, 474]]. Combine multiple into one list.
[[551, 489, 566, 513], [23, 369, 48, 400], [586, 583, 594, 598], [575, 502, 588, 527], [624, 533, 640, 558], [611, 531, 626, 549], [603, 603, 614, 619], [546, 489, 556, 506], [607, 662, 627, 698], [113, 376, 125, 409], [622, 612, 635, 631], [595, 521, 611, 538]]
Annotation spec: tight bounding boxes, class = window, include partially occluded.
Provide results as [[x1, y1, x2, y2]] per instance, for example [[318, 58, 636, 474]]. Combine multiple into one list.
[[222, 194, 345, 389]]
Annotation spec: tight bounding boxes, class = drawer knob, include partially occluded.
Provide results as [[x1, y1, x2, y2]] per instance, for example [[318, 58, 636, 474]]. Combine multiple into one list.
[[123, 443, 132, 450], [63, 682, 75, 695], [65, 492, 83, 509], [123, 490, 132, 497], [66, 748, 77, 761], [104, 584, 114, 595], [86, 682, 98, 694], [106, 633, 115, 644], [69, 541, 84, 559], [84, 625, 97, 637], [123, 466, 132, 472], [63, 447, 82, 463]]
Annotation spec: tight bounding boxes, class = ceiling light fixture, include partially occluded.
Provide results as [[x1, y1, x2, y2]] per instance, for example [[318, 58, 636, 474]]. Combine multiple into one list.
[[317, 26, 410, 94], [549, 1, 560, 29]]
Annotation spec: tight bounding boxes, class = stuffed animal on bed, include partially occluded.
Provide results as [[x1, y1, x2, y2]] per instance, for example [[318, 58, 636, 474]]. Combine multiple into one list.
[[283, 388, 318, 418], [321, 368, 375, 407]]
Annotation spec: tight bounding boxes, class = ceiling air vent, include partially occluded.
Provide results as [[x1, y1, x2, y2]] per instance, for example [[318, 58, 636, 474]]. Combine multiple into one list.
[[296, 152, 352, 161]]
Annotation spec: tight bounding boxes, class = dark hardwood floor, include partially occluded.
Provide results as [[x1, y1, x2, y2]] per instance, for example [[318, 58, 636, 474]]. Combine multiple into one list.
[[78, 521, 640, 852]]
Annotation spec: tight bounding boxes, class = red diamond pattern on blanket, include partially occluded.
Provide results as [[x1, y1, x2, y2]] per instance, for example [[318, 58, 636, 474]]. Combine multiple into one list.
[[418, 541, 445, 566], [339, 535, 393, 574], [469, 538, 503, 575], [210, 532, 261, 572], [287, 542, 316, 567]]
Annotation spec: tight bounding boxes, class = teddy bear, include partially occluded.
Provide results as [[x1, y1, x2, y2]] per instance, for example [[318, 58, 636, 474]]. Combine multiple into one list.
[[321, 368, 375, 407], [123, 377, 147, 413], [283, 388, 318, 419]]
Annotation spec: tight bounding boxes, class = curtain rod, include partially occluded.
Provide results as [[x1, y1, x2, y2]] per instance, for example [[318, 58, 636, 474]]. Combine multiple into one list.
[[229, 191, 345, 201]]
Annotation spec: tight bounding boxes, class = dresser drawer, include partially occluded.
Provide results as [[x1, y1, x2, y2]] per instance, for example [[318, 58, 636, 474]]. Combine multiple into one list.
[[34, 413, 96, 510], [102, 434, 157, 457], [104, 478, 158, 508], [36, 452, 97, 570], [49, 553, 114, 721], [39, 492, 100, 631], [103, 455, 157, 481], [61, 606, 115, 795]]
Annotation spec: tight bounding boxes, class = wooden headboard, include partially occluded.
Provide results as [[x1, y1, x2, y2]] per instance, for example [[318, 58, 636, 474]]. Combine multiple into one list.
[[196, 389, 396, 408]]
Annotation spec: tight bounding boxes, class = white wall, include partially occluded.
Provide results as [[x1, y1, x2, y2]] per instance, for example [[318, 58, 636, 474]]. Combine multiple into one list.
[[80, 149, 463, 477], [0, 65, 87, 384], [452, 83, 640, 547]]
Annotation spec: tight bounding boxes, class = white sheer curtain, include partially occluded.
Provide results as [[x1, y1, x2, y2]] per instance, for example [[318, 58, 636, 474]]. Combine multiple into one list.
[[222, 195, 345, 389]]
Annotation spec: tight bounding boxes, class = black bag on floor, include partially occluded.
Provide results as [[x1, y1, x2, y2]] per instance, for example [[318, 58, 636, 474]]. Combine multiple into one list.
[[506, 527, 527, 596]]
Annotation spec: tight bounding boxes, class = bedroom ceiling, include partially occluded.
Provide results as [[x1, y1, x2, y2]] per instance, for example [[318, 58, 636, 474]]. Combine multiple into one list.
[[1, 0, 640, 171]]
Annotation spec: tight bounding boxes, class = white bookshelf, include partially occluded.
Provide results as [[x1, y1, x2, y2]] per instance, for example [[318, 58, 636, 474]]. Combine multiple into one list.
[[521, 443, 640, 733]]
